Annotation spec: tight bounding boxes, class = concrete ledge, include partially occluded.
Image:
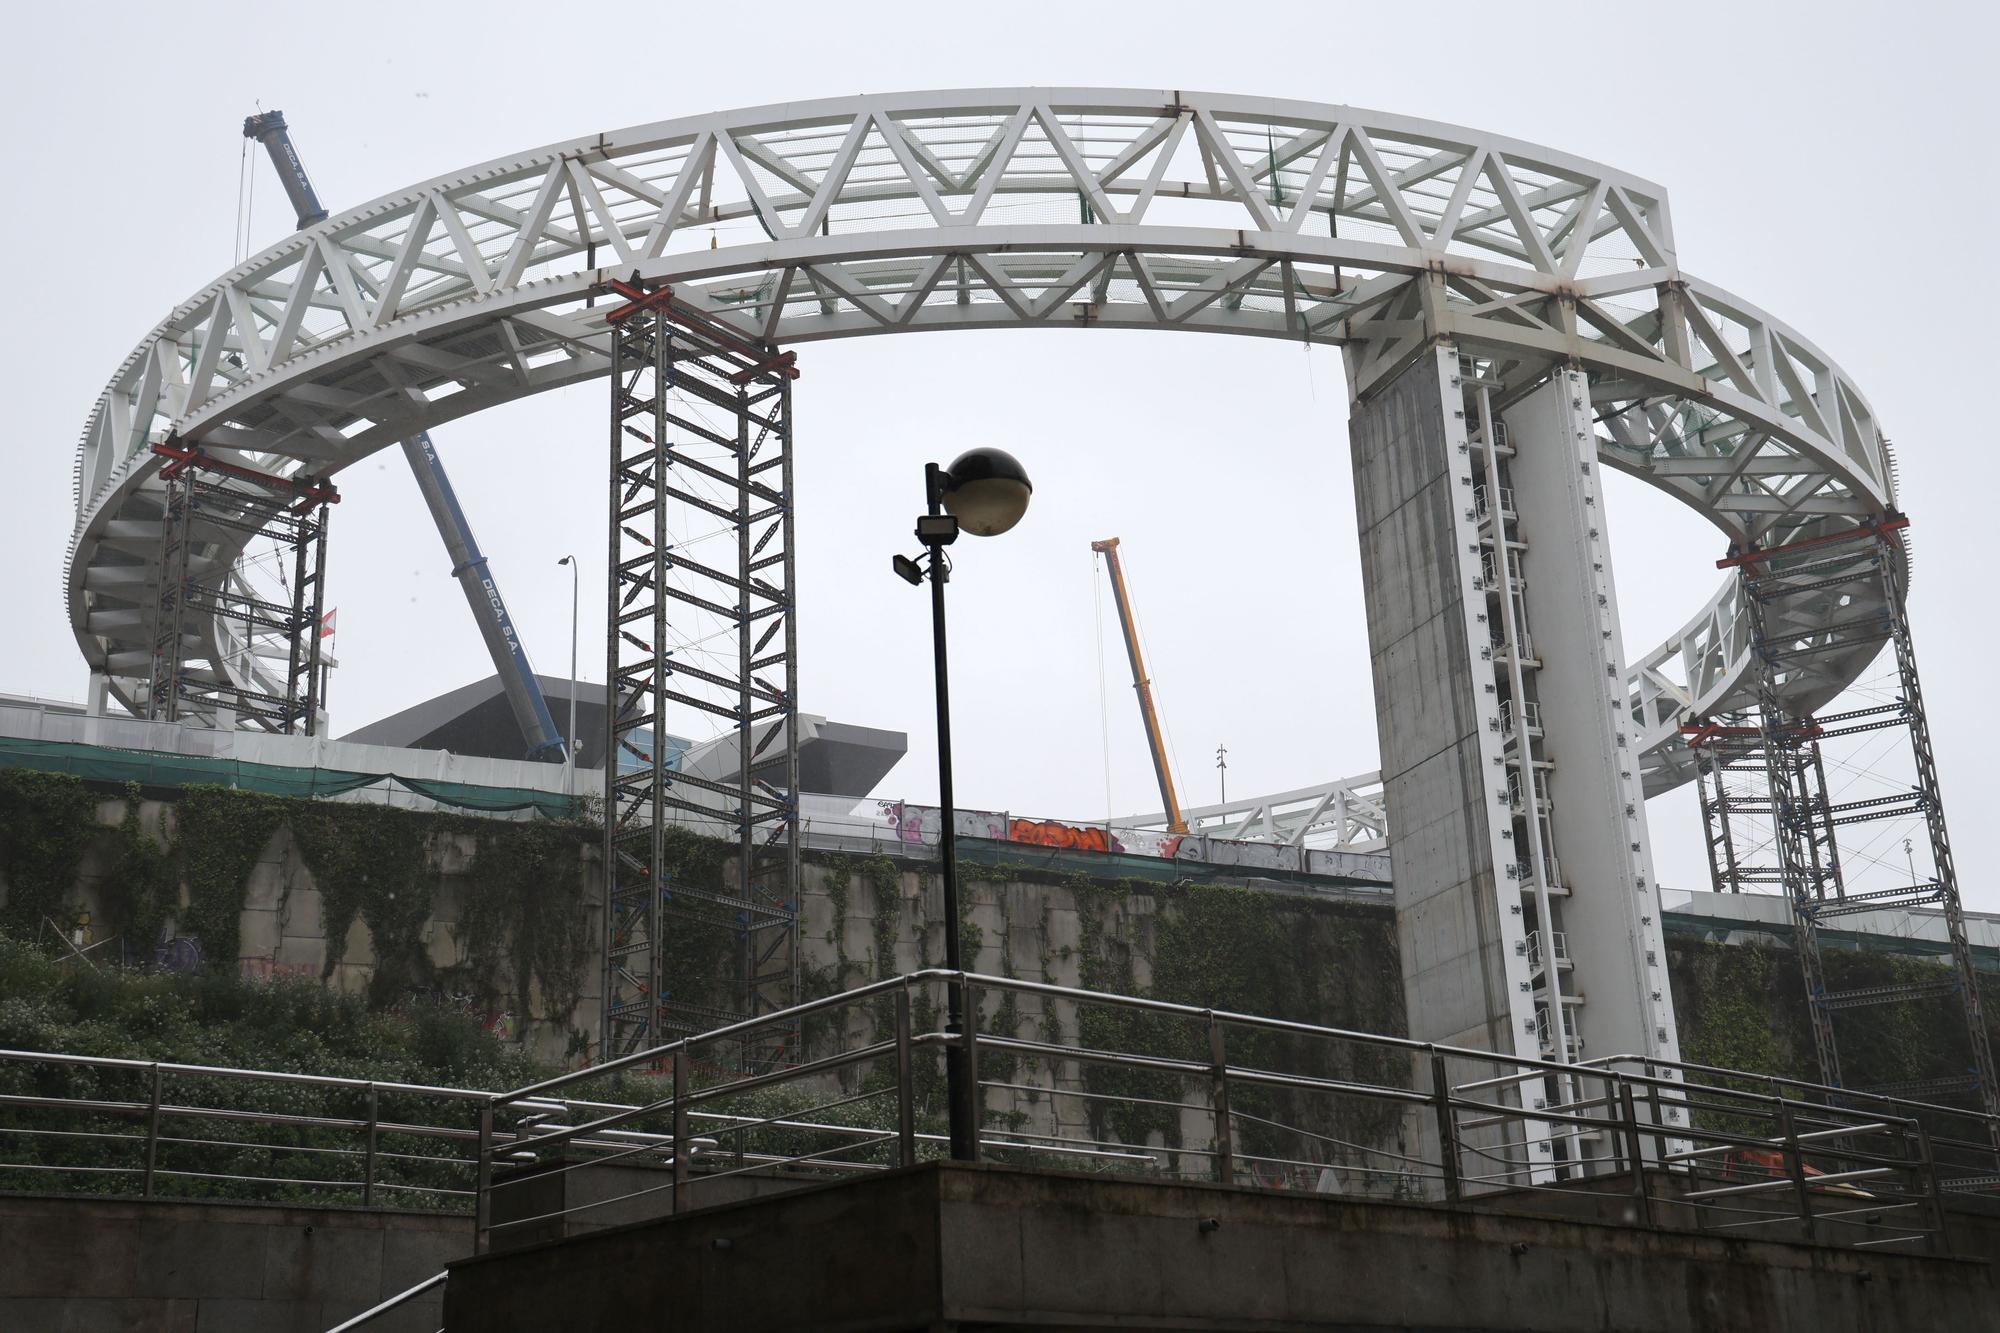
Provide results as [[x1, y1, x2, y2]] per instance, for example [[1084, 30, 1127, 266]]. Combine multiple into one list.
[[442, 1162, 1999, 1331], [0, 1194, 470, 1332]]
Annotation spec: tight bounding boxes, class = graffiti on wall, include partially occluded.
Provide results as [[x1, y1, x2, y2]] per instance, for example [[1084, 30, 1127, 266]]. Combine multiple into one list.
[[876, 801, 1008, 844], [1121, 830, 1187, 860], [875, 801, 1190, 861], [239, 956, 316, 983], [1006, 818, 1117, 852]]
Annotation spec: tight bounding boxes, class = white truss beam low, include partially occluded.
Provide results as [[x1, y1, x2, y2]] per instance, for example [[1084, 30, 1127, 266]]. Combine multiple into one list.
[[1114, 773, 1389, 852], [66, 90, 1900, 789]]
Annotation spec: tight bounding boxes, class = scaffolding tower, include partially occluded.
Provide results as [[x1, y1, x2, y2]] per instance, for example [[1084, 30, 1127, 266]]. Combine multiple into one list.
[[599, 280, 800, 1066], [146, 441, 334, 734], [1688, 715, 1843, 902], [1698, 517, 1997, 1114]]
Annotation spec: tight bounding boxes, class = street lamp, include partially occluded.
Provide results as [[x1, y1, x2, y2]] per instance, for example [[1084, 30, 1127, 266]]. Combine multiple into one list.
[[892, 447, 1033, 1163], [557, 555, 579, 799]]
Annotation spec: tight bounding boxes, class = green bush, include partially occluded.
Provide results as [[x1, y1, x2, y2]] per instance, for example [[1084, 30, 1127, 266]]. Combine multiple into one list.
[[0, 929, 550, 1208]]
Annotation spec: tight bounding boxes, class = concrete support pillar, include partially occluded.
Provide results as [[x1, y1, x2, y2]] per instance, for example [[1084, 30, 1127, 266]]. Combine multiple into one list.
[[1350, 346, 1689, 1170], [1349, 346, 1537, 1057], [83, 670, 113, 746]]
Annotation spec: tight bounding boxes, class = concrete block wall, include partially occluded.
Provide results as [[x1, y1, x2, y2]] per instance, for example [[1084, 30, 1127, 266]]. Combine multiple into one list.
[[56, 799, 603, 1066], [794, 858, 1408, 1179], [799, 862, 1106, 1146], [25, 786, 1398, 1125], [443, 1163, 2000, 1333], [0, 1196, 470, 1333]]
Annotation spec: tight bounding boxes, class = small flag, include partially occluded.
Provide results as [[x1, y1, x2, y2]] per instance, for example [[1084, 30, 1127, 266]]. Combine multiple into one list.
[[319, 608, 337, 641]]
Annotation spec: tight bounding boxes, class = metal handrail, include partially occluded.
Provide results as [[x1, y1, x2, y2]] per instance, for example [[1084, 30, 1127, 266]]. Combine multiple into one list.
[[1583, 1051, 1999, 1128], [0, 1048, 490, 1100], [461, 971, 1976, 1255], [0, 1030, 1166, 1211], [4, 969, 1986, 1260], [323, 1270, 446, 1333], [490, 969, 1993, 1152], [501, 1039, 898, 1162], [0, 1046, 503, 1209], [500, 972, 923, 1104]]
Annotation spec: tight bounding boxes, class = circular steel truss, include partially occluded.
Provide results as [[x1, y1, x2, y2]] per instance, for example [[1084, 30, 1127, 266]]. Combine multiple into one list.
[[67, 89, 1898, 791]]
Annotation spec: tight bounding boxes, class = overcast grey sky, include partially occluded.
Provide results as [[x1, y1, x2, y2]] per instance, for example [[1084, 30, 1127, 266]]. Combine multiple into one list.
[[3, 1, 1996, 903]]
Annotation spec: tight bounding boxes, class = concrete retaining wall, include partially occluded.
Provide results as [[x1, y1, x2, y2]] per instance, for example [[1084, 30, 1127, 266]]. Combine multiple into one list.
[[9, 1170, 2000, 1331], [443, 1162, 2000, 1332], [55, 799, 601, 1064], [0, 1195, 471, 1332], [25, 787, 1398, 1081]]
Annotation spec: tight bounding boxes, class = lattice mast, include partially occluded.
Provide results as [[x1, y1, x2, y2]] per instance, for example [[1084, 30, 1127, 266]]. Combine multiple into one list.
[[1689, 717, 1843, 901], [1724, 518, 1997, 1113], [599, 280, 800, 1063], [146, 441, 334, 734]]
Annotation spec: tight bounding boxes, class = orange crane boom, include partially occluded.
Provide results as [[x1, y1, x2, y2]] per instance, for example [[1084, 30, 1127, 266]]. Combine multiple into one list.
[[1091, 538, 1187, 833]]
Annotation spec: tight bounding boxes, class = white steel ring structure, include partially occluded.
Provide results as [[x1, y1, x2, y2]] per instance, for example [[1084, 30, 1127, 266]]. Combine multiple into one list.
[[67, 89, 1899, 792]]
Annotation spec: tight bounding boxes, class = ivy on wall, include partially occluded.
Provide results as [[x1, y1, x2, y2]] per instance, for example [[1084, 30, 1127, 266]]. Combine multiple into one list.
[[175, 787, 290, 970], [801, 854, 908, 1063], [654, 826, 739, 1017], [1664, 935, 2000, 1094], [1055, 875, 1410, 1158], [0, 927, 546, 1207], [790, 856, 1413, 1161], [456, 820, 592, 1026], [15, 767, 2000, 1109], [0, 771, 104, 939], [0, 775, 195, 958], [287, 802, 433, 1000], [100, 797, 178, 955], [0, 773, 597, 1036]]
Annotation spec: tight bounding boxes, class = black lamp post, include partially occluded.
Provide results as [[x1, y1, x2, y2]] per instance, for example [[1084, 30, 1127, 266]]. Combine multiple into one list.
[[893, 447, 1033, 1162]]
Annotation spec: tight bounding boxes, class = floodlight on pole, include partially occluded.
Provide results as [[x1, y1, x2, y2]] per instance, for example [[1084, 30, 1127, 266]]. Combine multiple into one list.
[[893, 447, 1033, 1163]]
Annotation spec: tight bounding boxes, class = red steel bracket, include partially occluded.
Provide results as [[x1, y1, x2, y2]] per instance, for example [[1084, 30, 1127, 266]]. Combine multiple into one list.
[[152, 440, 340, 508], [1718, 513, 1908, 569]]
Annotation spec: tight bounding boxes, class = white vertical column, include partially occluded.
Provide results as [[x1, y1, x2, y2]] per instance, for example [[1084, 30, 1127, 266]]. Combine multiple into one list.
[[1503, 371, 1683, 1072], [82, 670, 112, 747]]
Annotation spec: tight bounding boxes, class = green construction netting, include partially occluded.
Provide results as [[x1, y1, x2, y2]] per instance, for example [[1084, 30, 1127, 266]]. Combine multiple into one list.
[[0, 737, 579, 820]]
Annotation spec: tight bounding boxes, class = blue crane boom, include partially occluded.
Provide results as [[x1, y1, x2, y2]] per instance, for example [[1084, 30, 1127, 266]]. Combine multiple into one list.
[[241, 112, 328, 229], [399, 433, 566, 759], [243, 112, 567, 760]]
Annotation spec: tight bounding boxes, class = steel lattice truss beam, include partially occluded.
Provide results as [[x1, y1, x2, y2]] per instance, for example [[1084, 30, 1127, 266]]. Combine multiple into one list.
[[66, 90, 1900, 790], [601, 284, 799, 1063], [1115, 771, 1389, 852]]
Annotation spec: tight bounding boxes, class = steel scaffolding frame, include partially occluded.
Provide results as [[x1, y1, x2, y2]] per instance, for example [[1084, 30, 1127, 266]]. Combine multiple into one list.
[[145, 442, 333, 734], [1720, 519, 1997, 1115], [1688, 717, 1843, 901], [600, 279, 800, 1066]]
